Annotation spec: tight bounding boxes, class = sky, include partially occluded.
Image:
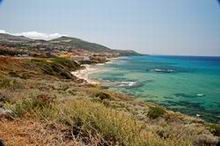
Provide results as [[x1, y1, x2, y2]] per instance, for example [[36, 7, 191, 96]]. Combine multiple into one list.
[[0, 0, 220, 56]]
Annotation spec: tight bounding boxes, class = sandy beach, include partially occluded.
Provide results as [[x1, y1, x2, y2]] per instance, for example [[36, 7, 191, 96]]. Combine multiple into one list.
[[71, 58, 119, 84], [71, 64, 103, 84]]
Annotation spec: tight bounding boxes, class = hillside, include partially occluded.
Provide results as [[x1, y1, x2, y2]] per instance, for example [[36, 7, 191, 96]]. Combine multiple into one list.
[[1, 33, 219, 146], [49, 36, 112, 52], [0, 33, 31, 42], [0, 33, 140, 56], [0, 57, 219, 146]]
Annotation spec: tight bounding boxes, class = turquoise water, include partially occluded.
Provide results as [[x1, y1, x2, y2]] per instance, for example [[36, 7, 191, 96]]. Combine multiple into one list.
[[90, 56, 220, 123]]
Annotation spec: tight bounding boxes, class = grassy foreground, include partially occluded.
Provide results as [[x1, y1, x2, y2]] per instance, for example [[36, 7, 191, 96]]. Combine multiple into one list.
[[0, 57, 219, 146]]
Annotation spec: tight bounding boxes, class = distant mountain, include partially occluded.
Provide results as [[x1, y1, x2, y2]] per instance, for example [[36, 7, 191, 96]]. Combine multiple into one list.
[[0, 33, 141, 56], [112, 49, 141, 56], [49, 36, 112, 52], [0, 33, 31, 42]]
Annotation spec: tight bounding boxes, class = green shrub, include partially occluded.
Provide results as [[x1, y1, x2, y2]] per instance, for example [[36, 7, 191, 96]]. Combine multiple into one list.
[[95, 92, 112, 100], [8, 71, 20, 78], [8, 71, 30, 79], [207, 124, 220, 136], [61, 99, 169, 146], [147, 106, 166, 119], [51, 57, 80, 70], [30, 58, 74, 79], [6, 94, 58, 119], [0, 78, 23, 90], [0, 93, 9, 103]]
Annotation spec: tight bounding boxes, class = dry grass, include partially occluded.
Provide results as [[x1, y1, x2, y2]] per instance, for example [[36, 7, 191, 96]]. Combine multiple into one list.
[[0, 78, 24, 90], [0, 57, 219, 146], [1, 78, 219, 146], [6, 96, 210, 146], [61, 99, 163, 146], [0, 119, 88, 146]]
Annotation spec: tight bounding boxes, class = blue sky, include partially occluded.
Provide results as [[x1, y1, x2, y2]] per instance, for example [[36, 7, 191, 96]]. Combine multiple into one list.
[[0, 0, 220, 56]]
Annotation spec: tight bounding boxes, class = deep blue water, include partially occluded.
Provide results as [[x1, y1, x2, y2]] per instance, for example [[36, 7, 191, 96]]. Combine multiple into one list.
[[90, 55, 220, 123]]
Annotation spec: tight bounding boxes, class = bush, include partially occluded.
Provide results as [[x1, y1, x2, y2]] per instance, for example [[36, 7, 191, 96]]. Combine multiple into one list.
[[0, 78, 23, 90], [147, 106, 166, 119], [95, 92, 112, 100], [6, 95, 58, 119], [0, 93, 9, 103], [30, 59, 75, 79], [50, 57, 80, 70], [8, 71, 20, 78], [207, 124, 220, 136], [61, 99, 165, 146]]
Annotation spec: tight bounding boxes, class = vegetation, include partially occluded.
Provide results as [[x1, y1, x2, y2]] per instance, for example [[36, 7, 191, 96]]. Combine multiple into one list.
[[207, 124, 220, 136], [6, 95, 58, 119], [29, 57, 81, 79], [4, 91, 219, 146], [7, 97, 161, 145], [95, 92, 112, 100], [147, 106, 166, 119], [0, 57, 219, 146], [50, 57, 81, 70], [0, 33, 141, 56], [63, 99, 154, 146], [0, 78, 23, 90]]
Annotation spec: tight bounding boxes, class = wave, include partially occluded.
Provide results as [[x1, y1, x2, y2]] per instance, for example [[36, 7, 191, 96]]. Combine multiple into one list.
[[196, 93, 205, 97], [148, 68, 175, 73], [174, 93, 206, 98], [117, 81, 137, 87], [103, 80, 143, 89]]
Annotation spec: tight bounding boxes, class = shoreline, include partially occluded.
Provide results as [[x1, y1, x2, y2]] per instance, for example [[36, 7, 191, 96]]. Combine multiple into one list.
[[71, 64, 102, 84], [0, 56, 219, 145], [71, 58, 117, 84], [72, 56, 220, 124]]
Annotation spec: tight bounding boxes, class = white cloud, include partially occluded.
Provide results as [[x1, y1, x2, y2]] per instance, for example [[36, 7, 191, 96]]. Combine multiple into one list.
[[14, 31, 63, 40], [0, 29, 7, 34], [0, 29, 65, 40]]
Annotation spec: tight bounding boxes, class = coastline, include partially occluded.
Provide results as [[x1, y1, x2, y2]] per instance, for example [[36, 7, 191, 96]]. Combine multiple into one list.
[[70, 58, 118, 84], [71, 57, 122, 85], [71, 64, 101, 84], [72, 56, 220, 123], [0, 56, 219, 146]]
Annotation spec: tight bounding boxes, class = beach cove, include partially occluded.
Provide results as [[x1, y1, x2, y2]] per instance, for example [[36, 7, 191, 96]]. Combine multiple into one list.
[[83, 55, 220, 123]]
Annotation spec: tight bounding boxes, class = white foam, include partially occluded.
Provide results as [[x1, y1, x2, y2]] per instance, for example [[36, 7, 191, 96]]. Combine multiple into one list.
[[196, 93, 205, 97], [117, 81, 137, 87], [150, 68, 175, 73], [71, 65, 103, 84]]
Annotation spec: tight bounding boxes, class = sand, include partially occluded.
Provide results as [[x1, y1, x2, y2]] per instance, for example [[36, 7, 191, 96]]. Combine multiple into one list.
[[71, 64, 103, 84]]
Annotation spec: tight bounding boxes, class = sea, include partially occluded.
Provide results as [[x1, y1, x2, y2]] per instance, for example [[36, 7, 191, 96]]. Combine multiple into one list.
[[89, 55, 220, 123]]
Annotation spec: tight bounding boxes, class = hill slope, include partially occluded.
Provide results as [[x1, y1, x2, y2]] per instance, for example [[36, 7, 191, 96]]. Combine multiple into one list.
[[0, 33, 141, 56], [0, 33, 31, 42], [0, 57, 219, 146]]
